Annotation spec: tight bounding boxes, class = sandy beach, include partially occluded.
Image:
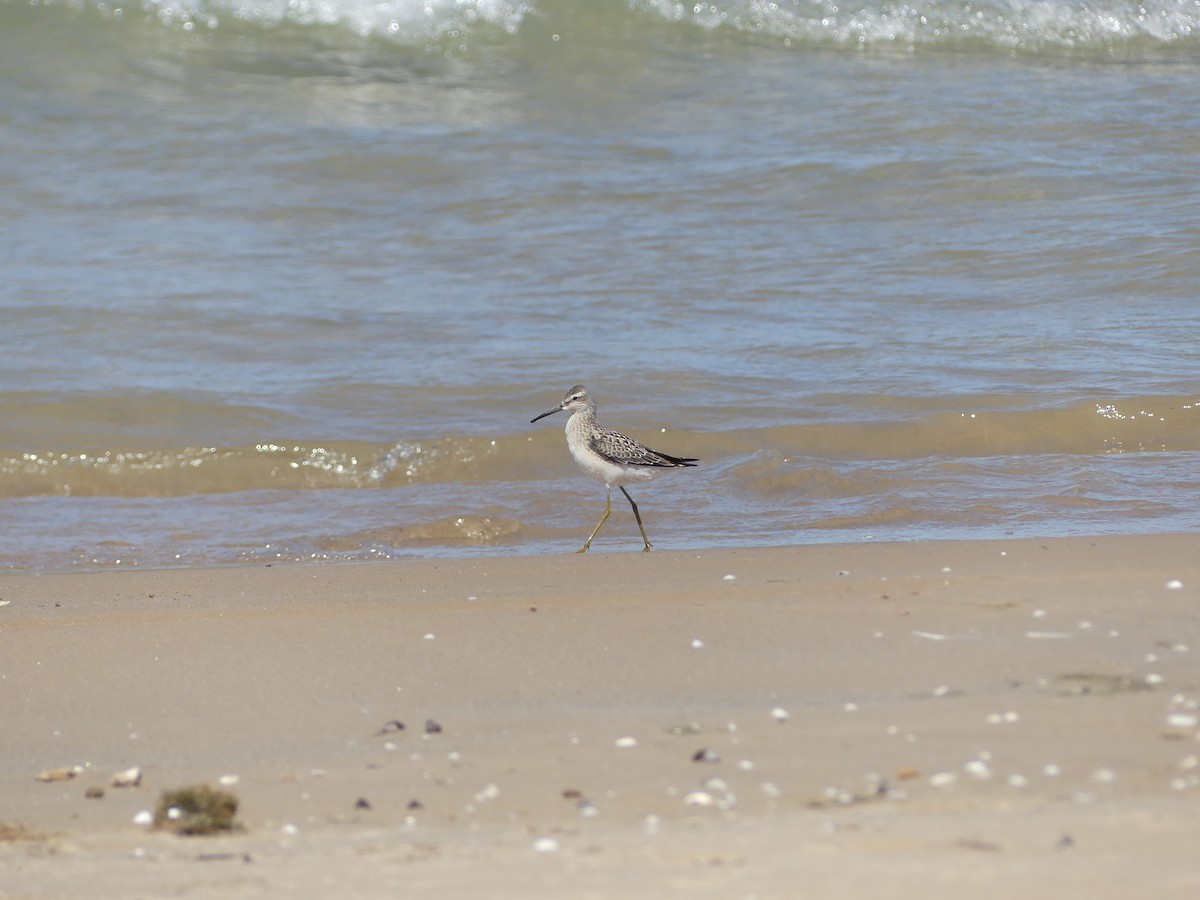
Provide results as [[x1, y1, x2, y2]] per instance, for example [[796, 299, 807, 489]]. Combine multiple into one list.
[[2, 534, 1199, 898]]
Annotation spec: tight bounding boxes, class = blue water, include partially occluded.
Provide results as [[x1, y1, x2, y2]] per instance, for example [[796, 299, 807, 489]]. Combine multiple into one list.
[[1, 0, 1199, 569]]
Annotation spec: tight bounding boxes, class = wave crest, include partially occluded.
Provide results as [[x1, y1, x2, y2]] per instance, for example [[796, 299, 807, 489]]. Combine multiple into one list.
[[16, 0, 1200, 53]]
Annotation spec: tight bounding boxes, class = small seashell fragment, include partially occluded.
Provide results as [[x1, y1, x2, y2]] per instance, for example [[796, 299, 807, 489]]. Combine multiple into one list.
[[929, 772, 957, 788], [964, 759, 992, 779], [1166, 579, 1184, 590], [1166, 713, 1198, 729], [692, 747, 720, 764], [683, 790, 715, 807], [36, 766, 82, 782], [722, 574, 736, 582], [770, 707, 789, 723], [133, 809, 154, 826], [218, 774, 240, 786], [474, 783, 501, 803], [702, 776, 729, 793], [532, 836, 559, 853], [691, 638, 704, 649], [111, 766, 142, 788], [614, 736, 638, 748]]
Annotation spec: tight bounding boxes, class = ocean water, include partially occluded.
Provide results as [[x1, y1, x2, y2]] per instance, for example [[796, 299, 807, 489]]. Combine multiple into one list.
[[2, 0, 1199, 570]]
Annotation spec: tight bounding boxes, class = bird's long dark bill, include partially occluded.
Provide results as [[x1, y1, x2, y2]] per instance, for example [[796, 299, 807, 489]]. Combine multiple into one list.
[[530, 405, 564, 424]]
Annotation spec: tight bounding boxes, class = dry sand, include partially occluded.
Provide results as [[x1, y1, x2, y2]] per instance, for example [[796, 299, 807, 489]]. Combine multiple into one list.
[[2, 534, 1199, 898]]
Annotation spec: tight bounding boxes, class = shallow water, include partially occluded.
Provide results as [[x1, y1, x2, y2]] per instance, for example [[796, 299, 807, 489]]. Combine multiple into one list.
[[2, 0, 1199, 569]]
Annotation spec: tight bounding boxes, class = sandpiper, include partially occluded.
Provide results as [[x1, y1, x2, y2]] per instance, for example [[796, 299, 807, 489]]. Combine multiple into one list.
[[531, 384, 697, 552]]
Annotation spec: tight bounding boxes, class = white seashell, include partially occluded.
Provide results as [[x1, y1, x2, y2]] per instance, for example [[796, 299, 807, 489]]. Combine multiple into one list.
[[929, 772, 957, 788], [132, 810, 154, 826], [474, 783, 501, 803], [683, 790, 715, 807], [614, 736, 638, 748], [964, 760, 992, 779], [532, 837, 559, 853], [1167, 713, 1198, 729], [110, 766, 142, 788], [1166, 580, 1184, 590], [770, 707, 789, 722]]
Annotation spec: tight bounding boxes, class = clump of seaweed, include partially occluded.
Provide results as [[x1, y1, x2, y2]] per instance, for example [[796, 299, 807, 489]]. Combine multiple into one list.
[[153, 785, 241, 836]]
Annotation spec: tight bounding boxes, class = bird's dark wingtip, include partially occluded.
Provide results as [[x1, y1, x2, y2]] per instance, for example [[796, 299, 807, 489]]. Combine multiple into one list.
[[661, 454, 699, 467]]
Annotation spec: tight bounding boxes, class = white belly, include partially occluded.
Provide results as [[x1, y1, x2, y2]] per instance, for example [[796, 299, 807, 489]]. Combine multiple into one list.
[[564, 418, 658, 487]]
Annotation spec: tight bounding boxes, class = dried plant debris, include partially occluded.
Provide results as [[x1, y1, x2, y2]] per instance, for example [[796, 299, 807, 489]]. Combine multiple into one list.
[[35, 766, 82, 782], [1, 823, 51, 843], [1055, 673, 1157, 696], [153, 785, 241, 836]]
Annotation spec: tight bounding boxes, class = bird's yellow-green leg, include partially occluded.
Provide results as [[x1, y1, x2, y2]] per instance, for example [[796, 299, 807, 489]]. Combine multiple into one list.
[[620, 486, 653, 552], [578, 486, 612, 553]]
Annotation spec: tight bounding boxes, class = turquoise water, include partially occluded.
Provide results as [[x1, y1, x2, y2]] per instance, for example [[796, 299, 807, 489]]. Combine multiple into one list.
[[2, 0, 1199, 568]]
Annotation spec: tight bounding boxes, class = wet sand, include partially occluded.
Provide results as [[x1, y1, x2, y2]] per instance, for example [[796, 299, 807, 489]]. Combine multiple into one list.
[[2, 534, 1199, 898]]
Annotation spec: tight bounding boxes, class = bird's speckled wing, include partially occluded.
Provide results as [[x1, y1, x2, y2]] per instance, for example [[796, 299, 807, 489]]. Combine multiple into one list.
[[589, 429, 698, 468]]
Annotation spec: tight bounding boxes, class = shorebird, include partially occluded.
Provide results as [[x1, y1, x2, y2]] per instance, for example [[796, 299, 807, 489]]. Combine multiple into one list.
[[530, 384, 698, 553]]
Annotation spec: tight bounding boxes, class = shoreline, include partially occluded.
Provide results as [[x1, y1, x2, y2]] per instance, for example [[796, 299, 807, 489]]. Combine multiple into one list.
[[3, 534, 1199, 897]]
